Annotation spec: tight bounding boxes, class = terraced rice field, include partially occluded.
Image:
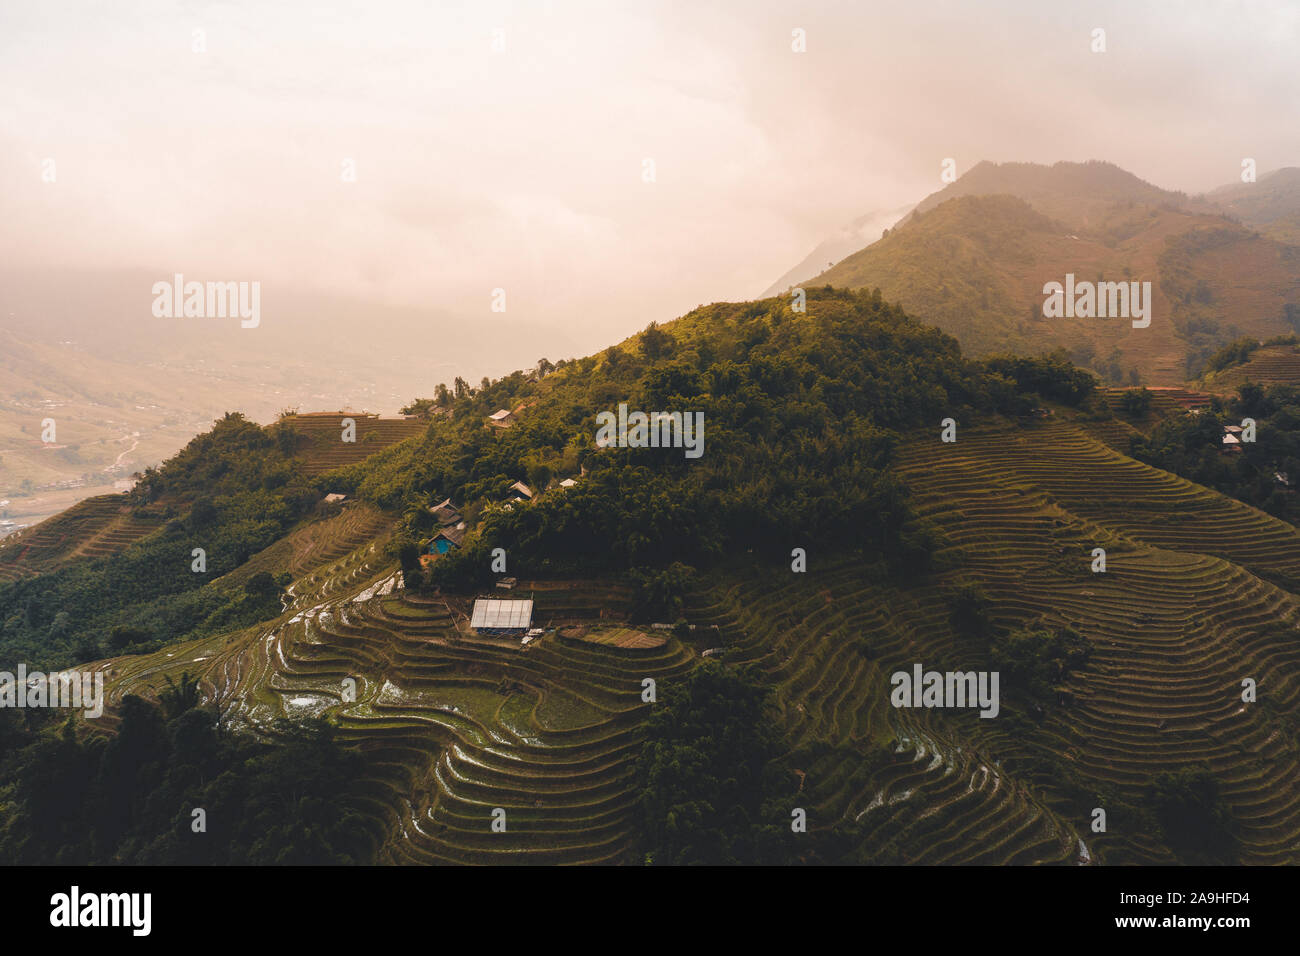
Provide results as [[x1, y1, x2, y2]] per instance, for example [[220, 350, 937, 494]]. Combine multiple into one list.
[[282, 413, 426, 477], [889, 421, 1300, 863], [560, 625, 667, 649], [104, 547, 694, 864], [688, 564, 1083, 864], [90, 418, 1300, 864], [1073, 389, 1201, 452], [1205, 346, 1300, 391], [0, 494, 162, 582]]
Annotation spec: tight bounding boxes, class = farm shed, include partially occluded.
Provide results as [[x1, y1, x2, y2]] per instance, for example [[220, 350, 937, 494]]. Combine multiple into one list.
[[470, 598, 534, 635]]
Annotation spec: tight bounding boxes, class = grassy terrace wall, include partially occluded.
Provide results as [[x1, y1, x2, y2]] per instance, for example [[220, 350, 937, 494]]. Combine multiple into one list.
[[0, 494, 162, 582], [1206, 346, 1300, 391], [282, 414, 426, 477]]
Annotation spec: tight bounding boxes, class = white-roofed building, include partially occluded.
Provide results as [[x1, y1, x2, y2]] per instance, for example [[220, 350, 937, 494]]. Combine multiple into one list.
[[470, 598, 534, 635]]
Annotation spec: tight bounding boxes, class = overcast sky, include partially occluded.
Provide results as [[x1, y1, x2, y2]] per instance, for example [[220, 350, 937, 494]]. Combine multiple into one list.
[[2, 0, 1297, 361]]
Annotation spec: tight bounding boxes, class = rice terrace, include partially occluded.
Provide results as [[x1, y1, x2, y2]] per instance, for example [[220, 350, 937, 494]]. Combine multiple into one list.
[[1, 5, 1298, 935]]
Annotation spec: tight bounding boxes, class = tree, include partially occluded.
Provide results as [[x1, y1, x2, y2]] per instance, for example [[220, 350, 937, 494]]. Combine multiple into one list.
[[400, 397, 438, 419], [1149, 767, 1236, 863], [629, 563, 695, 621], [641, 321, 676, 361], [157, 671, 202, 721], [190, 497, 218, 528], [109, 625, 152, 651], [397, 539, 423, 589], [949, 584, 993, 640], [636, 663, 793, 865], [244, 571, 281, 601], [1118, 388, 1152, 417]]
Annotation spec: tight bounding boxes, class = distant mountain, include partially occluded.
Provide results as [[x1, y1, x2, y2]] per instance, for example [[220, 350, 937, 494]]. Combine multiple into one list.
[[805, 189, 1300, 384], [1206, 167, 1300, 245], [760, 159, 1181, 299], [760, 204, 913, 297], [906, 159, 1214, 228]]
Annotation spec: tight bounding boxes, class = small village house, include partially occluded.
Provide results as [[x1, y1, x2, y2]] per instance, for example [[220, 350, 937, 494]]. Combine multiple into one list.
[[429, 497, 462, 527], [428, 524, 466, 556]]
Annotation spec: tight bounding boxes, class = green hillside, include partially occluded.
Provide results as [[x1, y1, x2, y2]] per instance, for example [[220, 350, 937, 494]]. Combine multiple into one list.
[[3, 288, 1299, 865]]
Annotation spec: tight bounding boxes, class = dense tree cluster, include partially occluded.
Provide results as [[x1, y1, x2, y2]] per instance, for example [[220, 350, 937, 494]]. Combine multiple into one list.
[[341, 288, 1064, 590], [635, 662, 795, 865], [989, 625, 1091, 716], [1148, 767, 1237, 864], [982, 350, 1097, 407], [0, 692, 378, 865], [0, 413, 310, 669]]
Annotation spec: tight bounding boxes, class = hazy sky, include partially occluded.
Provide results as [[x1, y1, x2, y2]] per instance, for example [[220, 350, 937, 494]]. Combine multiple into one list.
[[2, 0, 1298, 362]]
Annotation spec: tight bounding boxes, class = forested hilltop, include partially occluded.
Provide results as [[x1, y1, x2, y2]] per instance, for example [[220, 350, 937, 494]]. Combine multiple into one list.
[[334, 287, 1093, 587]]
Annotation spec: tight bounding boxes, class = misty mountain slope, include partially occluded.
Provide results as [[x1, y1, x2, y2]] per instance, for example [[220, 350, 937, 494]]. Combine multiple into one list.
[[760, 205, 914, 297], [0, 329, 239, 493], [805, 193, 1300, 384], [907, 159, 1207, 230], [1207, 167, 1300, 245], [0, 269, 584, 519]]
